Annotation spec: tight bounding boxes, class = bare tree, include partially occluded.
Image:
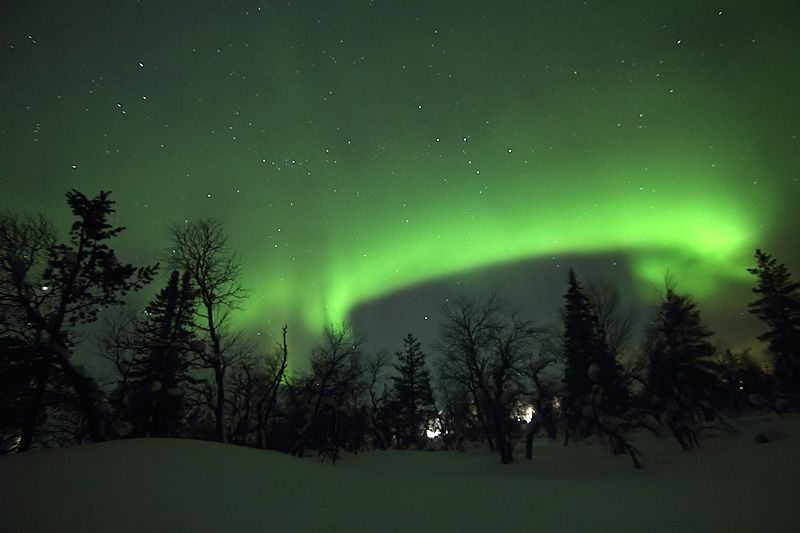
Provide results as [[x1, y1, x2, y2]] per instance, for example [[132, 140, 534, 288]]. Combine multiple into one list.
[[1, 213, 57, 450], [226, 349, 259, 445], [97, 308, 140, 437], [435, 367, 471, 451], [521, 331, 560, 459], [587, 283, 638, 361], [439, 293, 541, 464], [166, 219, 246, 443], [365, 350, 392, 450], [439, 294, 502, 451], [255, 325, 289, 449], [0, 214, 54, 337], [292, 323, 364, 461]]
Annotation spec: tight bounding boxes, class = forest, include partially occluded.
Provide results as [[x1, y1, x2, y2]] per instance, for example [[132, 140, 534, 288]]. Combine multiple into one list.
[[2, 189, 799, 468]]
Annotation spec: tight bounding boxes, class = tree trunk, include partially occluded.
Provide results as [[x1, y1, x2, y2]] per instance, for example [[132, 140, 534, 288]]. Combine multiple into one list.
[[369, 409, 388, 450], [497, 435, 513, 464], [470, 393, 494, 450], [260, 368, 285, 448], [18, 351, 51, 452], [256, 398, 266, 449], [214, 362, 226, 443], [259, 325, 288, 450], [525, 431, 534, 460], [56, 354, 105, 443], [525, 419, 542, 460], [491, 408, 513, 464]]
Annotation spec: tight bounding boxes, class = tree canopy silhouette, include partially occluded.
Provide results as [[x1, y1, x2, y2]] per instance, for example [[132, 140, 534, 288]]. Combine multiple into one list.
[[748, 249, 800, 392], [1, 190, 156, 450]]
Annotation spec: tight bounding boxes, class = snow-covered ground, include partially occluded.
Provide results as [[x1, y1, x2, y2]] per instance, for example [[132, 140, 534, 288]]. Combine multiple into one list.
[[1, 414, 798, 532]]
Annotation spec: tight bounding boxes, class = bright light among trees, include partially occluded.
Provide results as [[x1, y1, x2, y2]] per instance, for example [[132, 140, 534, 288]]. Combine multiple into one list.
[[513, 402, 537, 424], [425, 415, 443, 439], [523, 405, 535, 424]]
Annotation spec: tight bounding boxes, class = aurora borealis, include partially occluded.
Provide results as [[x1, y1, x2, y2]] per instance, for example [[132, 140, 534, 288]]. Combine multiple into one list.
[[1, 1, 798, 356]]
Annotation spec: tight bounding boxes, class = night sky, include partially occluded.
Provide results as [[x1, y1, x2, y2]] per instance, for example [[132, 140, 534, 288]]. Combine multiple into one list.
[[1, 1, 798, 360]]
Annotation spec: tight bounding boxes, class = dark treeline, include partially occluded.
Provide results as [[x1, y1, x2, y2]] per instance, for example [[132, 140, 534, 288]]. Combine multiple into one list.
[[2, 191, 799, 467]]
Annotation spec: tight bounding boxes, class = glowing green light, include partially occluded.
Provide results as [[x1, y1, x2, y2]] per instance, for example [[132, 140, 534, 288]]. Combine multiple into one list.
[[236, 152, 770, 338]]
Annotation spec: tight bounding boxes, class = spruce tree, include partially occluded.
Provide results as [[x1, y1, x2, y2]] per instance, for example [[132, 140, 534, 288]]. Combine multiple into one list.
[[644, 286, 720, 449], [561, 269, 628, 438], [646, 287, 717, 401], [747, 249, 800, 392], [128, 270, 194, 437], [392, 333, 437, 449], [562, 269, 599, 408]]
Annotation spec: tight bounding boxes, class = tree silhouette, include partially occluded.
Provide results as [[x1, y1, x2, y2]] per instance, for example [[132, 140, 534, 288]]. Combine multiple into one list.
[[587, 283, 637, 365], [365, 350, 393, 450], [126, 270, 195, 437], [644, 284, 721, 449], [0, 214, 55, 451], [256, 325, 289, 449], [225, 326, 289, 448], [561, 269, 628, 445], [435, 366, 472, 451], [748, 249, 800, 393], [439, 294, 501, 454], [439, 293, 540, 464], [391, 333, 437, 449], [167, 219, 246, 443], [521, 332, 559, 458], [714, 348, 773, 412], [1, 190, 156, 450], [291, 323, 364, 461]]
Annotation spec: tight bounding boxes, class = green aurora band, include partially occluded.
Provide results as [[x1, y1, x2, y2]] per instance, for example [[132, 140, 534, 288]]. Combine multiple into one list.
[[1, 0, 796, 354], [236, 145, 772, 336]]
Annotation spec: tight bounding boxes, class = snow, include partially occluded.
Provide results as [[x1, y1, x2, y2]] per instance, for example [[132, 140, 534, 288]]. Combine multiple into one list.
[[1, 414, 798, 532]]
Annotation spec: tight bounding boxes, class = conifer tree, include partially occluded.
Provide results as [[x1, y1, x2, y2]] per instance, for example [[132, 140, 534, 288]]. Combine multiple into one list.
[[747, 249, 800, 392], [1, 191, 156, 450], [562, 269, 601, 413], [392, 333, 437, 449], [646, 287, 717, 401], [644, 285, 720, 449], [561, 269, 628, 442], [127, 270, 194, 437]]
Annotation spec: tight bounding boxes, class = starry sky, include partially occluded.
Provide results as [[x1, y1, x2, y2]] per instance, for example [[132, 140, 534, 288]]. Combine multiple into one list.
[[1, 0, 798, 360]]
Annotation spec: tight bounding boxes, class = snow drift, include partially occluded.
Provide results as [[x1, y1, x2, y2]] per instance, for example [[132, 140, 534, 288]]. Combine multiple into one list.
[[1, 414, 798, 532]]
